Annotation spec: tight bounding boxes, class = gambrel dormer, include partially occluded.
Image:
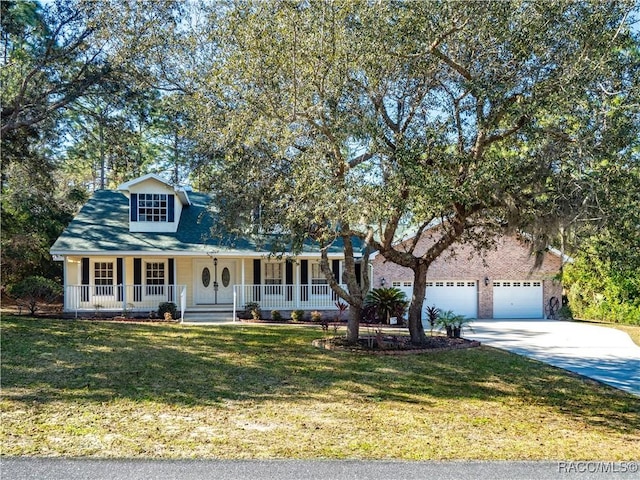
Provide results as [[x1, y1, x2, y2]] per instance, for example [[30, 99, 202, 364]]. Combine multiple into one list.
[[117, 174, 191, 233]]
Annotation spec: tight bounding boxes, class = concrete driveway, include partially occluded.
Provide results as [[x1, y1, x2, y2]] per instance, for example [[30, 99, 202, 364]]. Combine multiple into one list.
[[467, 319, 640, 396]]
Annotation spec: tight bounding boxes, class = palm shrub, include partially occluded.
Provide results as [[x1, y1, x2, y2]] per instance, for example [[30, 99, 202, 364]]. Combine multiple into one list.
[[364, 287, 408, 324]]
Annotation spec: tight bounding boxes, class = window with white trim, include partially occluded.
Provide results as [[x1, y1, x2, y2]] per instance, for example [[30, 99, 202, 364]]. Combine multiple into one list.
[[265, 263, 282, 294], [146, 262, 165, 295], [94, 262, 114, 296], [138, 194, 168, 222], [310, 263, 327, 294]]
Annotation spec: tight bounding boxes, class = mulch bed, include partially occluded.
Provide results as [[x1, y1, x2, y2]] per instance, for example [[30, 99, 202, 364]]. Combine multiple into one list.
[[313, 334, 481, 355]]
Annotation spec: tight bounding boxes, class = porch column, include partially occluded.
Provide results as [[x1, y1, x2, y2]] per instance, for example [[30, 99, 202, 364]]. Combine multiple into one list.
[[241, 258, 246, 306], [295, 261, 301, 308]]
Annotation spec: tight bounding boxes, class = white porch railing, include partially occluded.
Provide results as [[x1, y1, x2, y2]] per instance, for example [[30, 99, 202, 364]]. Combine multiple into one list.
[[64, 284, 186, 317], [233, 284, 348, 311]]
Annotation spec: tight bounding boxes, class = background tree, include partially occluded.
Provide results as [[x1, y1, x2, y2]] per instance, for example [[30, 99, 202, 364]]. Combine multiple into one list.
[[1, 0, 194, 292]]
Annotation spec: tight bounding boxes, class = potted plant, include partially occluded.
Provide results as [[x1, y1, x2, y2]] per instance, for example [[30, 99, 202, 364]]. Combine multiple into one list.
[[451, 315, 474, 338], [437, 310, 474, 338], [436, 310, 462, 338]]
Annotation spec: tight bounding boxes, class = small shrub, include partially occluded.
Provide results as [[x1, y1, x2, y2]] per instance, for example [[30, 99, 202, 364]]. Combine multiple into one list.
[[362, 304, 379, 324], [158, 302, 177, 320], [310, 310, 323, 322], [7, 276, 62, 315], [425, 305, 440, 336], [335, 301, 348, 321], [557, 305, 573, 321], [271, 310, 282, 321], [291, 310, 305, 322], [244, 302, 261, 320]]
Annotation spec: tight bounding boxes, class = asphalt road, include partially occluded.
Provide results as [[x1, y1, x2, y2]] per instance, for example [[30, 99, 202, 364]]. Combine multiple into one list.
[[2, 458, 640, 480]]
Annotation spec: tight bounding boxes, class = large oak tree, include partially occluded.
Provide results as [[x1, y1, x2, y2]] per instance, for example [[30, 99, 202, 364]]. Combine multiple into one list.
[[189, 0, 638, 344]]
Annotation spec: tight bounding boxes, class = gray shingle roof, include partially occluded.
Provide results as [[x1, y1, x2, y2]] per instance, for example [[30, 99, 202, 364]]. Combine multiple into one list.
[[50, 190, 357, 256]]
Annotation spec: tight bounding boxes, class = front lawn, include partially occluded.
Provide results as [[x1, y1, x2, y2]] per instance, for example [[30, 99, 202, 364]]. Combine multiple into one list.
[[1, 316, 638, 459]]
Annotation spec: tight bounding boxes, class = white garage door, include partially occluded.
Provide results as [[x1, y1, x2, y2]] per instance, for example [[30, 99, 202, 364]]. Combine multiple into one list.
[[493, 281, 543, 318], [391, 281, 414, 302], [424, 281, 478, 319]]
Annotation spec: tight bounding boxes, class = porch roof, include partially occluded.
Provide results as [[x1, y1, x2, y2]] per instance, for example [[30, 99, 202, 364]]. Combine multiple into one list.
[[50, 190, 362, 257]]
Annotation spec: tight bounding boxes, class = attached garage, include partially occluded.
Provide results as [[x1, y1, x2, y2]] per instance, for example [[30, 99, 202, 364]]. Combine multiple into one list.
[[493, 281, 543, 318], [425, 281, 478, 318], [392, 280, 478, 319]]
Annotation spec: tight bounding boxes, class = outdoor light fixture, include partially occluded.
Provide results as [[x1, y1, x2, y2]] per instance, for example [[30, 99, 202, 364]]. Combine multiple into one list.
[[380, 277, 386, 286], [484, 276, 490, 286]]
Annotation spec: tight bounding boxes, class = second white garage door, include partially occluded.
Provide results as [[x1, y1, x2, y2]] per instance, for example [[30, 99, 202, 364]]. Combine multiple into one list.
[[493, 281, 543, 318]]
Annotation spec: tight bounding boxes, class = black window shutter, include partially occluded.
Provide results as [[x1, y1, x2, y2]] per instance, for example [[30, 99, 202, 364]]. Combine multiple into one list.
[[332, 260, 340, 282], [168, 194, 175, 222], [285, 260, 294, 301], [168, 258, 174, 284], [133, 258, 142, 301], [285, 261, 293, 285], [81, 257, 90, 302], [130, 193, 138, 221], [355, 262, 362, 286], [253, 259, 261, 301], [116, 258, 123, 301], [300, 260, 309, 301], [168, 258, 175, 301]]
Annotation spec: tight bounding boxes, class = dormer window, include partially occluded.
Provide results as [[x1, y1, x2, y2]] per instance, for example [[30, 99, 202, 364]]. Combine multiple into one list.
[[139, 194, 168, 222], [130, 193, 175, 223]]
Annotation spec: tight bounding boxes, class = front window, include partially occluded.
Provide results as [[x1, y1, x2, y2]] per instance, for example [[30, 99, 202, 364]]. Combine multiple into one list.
[[138, 194, 168, 222], [265, 263, 282, 295], [146, 262, 165, 295], [94, 262, 114, 296], [311, 262, 328, 294]]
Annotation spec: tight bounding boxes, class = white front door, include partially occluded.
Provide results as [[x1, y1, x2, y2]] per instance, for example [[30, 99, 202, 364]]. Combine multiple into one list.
[[194, 259, 236, 304]]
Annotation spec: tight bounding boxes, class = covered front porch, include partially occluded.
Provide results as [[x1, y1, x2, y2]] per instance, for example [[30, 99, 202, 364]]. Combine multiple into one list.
[[60, 254, 354, 320], [62, 282, 346, 320]]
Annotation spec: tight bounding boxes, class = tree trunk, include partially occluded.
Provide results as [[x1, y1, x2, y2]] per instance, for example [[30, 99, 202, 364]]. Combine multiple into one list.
[[346, 303, 361, 344], [408, 262, 429, 345]]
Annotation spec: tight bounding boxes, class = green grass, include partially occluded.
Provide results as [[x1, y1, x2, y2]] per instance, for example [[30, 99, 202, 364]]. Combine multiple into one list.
[[573, 319, 640, 346], [1, 316, 639, 459]]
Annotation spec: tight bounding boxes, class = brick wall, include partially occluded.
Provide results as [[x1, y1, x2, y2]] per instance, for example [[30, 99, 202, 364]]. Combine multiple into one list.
[[371, 233, 563, 319]]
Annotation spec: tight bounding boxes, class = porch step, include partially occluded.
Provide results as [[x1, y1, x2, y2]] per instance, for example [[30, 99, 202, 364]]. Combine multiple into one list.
[[182, 310, 237, 323]]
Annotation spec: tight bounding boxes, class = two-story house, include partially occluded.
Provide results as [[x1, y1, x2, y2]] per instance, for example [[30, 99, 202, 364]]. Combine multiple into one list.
[[50, 174, 354, 320]]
